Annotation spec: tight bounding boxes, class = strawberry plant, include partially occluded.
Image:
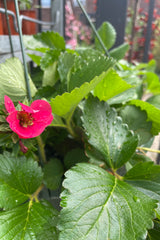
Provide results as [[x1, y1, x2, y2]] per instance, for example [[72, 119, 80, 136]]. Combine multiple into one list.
[[0, 20, 160, 239]]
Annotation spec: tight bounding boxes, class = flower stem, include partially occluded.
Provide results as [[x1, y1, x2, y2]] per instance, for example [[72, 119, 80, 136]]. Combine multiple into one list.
[[66, 119, 77, 139], [30, 183, 44, 202], [137, 146, 160, 154], [110, 169, 124, 181], [36, 135, 47, 164]]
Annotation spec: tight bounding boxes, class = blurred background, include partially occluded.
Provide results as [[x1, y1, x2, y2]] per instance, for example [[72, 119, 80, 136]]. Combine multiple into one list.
[[0, 0, 160, 69]]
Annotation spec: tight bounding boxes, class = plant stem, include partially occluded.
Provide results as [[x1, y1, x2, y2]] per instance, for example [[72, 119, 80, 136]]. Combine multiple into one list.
[[110, 169, 124, 181], [66, 119, 77, 138], [30, 183, 44, 202], [36, 135, 47, 164], [137, 146, 160, 154], [114, 172, 124, 181]]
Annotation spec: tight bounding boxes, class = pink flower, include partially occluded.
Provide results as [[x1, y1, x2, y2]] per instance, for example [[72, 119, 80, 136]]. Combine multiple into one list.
[[4, 96, 53, 139]]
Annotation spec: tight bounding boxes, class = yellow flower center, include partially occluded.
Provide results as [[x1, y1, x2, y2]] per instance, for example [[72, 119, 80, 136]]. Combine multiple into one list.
[[17, 111, 34, 128]]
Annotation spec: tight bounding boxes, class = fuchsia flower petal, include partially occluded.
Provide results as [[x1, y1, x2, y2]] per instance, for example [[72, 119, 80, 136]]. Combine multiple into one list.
[[4, 95, 16, 113], [5, 96, 53, 139], [12, 121, 47, 139], [19, 102, 34, 113], [31, 100, 53, 124]]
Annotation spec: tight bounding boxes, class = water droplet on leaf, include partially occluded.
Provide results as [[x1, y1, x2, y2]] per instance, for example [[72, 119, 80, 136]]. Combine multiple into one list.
[[133, 196, 140, 203]]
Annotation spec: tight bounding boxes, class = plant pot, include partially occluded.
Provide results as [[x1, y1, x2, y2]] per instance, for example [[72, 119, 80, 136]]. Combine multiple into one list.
[[0, 13, 4, 35], [0, 0, 4, 35], [2, 0, 18, 35], [20, 9, 36, 35]]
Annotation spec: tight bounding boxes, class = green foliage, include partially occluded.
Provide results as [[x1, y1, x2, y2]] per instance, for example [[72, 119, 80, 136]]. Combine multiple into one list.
[[0, 152, 59, 239], [51, 70, 113, 121], [124, 162, 160, 215], [147, 220, 160, 240], [27, 53, 41, 66], [43, 158, 64, 190], [143, 72, 160, 94], [0, 200, 59, 240], [82, 96, 138, 169], [68, 52, 115, 92], [0, 26, 160, 239], [42, 62, 59, 87], [109, 42, 130, 60], [23, 35, 48, 51], [0, 152, 43, 209], [130, 99, 160, 135], [59, 163, 157, 240], [40, 49, 61, 70], [57, 52, 76, 84], [0, 58, 37, 102], [64, 148, 89, 169], [147, 94, 160, 109], [50, 114, 66, 128], [34, 31, 65, 50], [119, 105, 153, 146], [95, 21, 116, 50], [93, 68, 133, 101], [33, 86, 56, 100], [107, 88, 138, 105]]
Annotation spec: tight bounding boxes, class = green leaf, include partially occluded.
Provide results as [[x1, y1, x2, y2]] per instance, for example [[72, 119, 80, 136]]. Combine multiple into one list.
[[126, 153, 152, 172], [23, 35, 49, 51], [147, 95, 160, 109], [0, 151, 43, 209], [109, 43, 129, 60], [119, 105, 152, 146], [0, 200, 59, 240], [143, 72, 160, 94], [40, 49, 61, 70], [51, 70, 113, 121], [30, 66, 43, 88], [147, 220, 160, 240], [34, 31, 65, 50], [59, 163, 157, 240], [0, 133, 12, 146], [124, 162, 160, 215], [116, 61, 142, 86], [34, 86, 56, 100], [95, 21, 116, 51], [93, 68, 132, 101], [124, 161, 160, 181], [42, 62, 58, 87], [64, 148, 89, 169], [107, 88, 138, 105], [51, 114, 67, 128], [0, 123, 11, 132], [0, 58, 37, 102], [43, 158, 64, 190], [68, 53, 116, 92], [27, 53, 41, 66], [57, 52, 76, 84], [129, 99, 160, 135], [82, 96, 138, 169], [147, 229, 160, 239], [134, 59, 156, 72]]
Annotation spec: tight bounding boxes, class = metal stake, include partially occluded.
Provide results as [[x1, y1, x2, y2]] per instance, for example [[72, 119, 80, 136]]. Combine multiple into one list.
[[76, 0, 110, 57], [14, 0, 32, 101], [3, 0, 14, 57]]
